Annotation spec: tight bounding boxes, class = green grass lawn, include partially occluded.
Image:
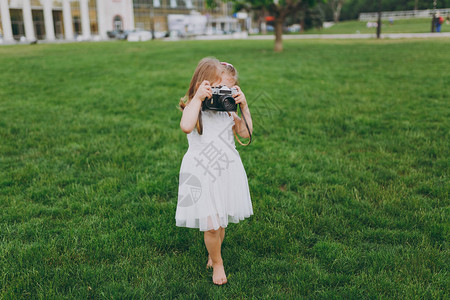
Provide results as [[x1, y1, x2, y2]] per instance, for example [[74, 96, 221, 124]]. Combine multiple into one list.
[[0, 39, 449, 298], [306, 18, 450, 34]]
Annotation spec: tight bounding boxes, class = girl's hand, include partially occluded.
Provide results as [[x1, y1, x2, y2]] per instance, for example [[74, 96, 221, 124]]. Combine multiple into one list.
[[193, 80, 212, 102], [233, 86, 248, 109]]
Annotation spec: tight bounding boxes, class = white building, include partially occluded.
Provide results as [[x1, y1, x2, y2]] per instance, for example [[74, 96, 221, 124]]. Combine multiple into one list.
[[0, 0, 238, 42]]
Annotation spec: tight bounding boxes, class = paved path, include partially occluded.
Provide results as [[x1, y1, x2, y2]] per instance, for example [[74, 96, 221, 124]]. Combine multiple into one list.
[[2, 32, 449, 46], [194, 32, 450, 41], [280, 32, 450, 39]]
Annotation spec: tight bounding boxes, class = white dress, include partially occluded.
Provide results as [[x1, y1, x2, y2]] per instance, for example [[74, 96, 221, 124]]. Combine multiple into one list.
[[175, 109, 253, 231]]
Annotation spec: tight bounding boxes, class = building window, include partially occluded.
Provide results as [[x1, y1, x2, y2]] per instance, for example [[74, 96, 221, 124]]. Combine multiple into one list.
[[113, 15, 123, 31], [10, 9, 25, 40], [88, 0, 98, 34]]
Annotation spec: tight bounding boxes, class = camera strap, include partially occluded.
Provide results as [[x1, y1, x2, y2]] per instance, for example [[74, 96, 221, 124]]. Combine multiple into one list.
[[229, 104, 252, 146]]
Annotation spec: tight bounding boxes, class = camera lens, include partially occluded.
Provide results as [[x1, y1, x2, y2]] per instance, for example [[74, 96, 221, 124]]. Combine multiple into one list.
[[221, 96, 236, 111]]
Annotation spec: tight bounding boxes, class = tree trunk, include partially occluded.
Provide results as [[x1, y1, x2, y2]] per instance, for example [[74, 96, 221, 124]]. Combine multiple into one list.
[[258, 16, 262, 33], [150, 8, 155, 40], [334, 1, 344, 23], [274, 17, 283, 52], [431, 1, 437, 32], [377, 11, 381, 38], [431, 15, 435, 32], [376, 0, 382, 39], [261, 8, 267, 34]]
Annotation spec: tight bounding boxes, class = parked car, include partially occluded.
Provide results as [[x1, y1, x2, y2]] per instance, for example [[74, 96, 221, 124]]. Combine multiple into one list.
[[117, 30, 132, 40], [107, 30, 132, 40], [106, 30, 120, 38], [169, 30, 184, 38], [287, 24, 301, 33], [153, 31, 167, 39], [127, 30, 152, 42]]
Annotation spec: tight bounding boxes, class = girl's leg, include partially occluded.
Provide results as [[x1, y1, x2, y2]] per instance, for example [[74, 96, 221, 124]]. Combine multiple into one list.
[[207, 227, 225, 268], [204, 227, 227, 285], [220, 227, 225, 244]]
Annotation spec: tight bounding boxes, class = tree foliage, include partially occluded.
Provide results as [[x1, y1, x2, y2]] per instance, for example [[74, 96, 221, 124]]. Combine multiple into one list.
[[226, 0, 321, 51]]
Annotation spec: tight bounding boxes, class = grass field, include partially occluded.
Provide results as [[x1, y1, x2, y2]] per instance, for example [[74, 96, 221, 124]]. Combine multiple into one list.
[[0, 38, 449, 298], [305, 18, 450, 34]]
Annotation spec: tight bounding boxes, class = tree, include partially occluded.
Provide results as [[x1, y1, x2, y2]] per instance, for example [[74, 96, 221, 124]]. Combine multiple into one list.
[[329, 0, 345, 22], [376, 0, 382, 38], [431, 0, 437, 32], [233, 1, 269, 34], [231, 0, 320, 52]]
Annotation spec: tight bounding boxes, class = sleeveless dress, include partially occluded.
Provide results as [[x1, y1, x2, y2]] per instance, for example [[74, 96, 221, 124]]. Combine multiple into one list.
[[175, 109, 253, 231]]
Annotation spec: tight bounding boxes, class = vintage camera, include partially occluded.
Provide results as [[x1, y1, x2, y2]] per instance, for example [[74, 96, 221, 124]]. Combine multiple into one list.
[[202, 85, 238, 112]]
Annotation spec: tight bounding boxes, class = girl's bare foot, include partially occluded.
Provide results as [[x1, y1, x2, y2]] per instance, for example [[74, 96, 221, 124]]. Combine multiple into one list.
[[206, 255, 213, 269], [212, 263, 227, 285]]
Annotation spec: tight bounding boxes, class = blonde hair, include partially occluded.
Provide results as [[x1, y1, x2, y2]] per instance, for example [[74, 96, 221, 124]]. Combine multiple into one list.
[[222, 62, 239, 86], [178, 57, 223, 134]]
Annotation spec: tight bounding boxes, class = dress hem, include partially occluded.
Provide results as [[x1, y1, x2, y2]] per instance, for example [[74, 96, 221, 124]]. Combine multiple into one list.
[[175, 213, 253, 231]]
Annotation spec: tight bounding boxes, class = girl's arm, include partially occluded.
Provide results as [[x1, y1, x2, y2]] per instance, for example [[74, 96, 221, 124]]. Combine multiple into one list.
[[231, 86, 253, 138], [180, 80, 212, 134], [232, 106, 253, 138]]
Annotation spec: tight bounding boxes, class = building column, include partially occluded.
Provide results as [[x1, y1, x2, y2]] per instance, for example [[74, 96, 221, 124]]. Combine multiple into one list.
[[62, 0, 74, 40], [128, 0, 135, 31], [79, 0, 91, 39], [43, 0, 55, 40], [0, 0, 14, 41], [225, 20, 231, 32], [96, 0, 106, 38], [22, 0, 35, 41]]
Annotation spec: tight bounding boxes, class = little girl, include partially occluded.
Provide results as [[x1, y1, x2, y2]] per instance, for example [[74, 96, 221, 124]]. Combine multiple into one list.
[[176, 57, 253, 285]]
